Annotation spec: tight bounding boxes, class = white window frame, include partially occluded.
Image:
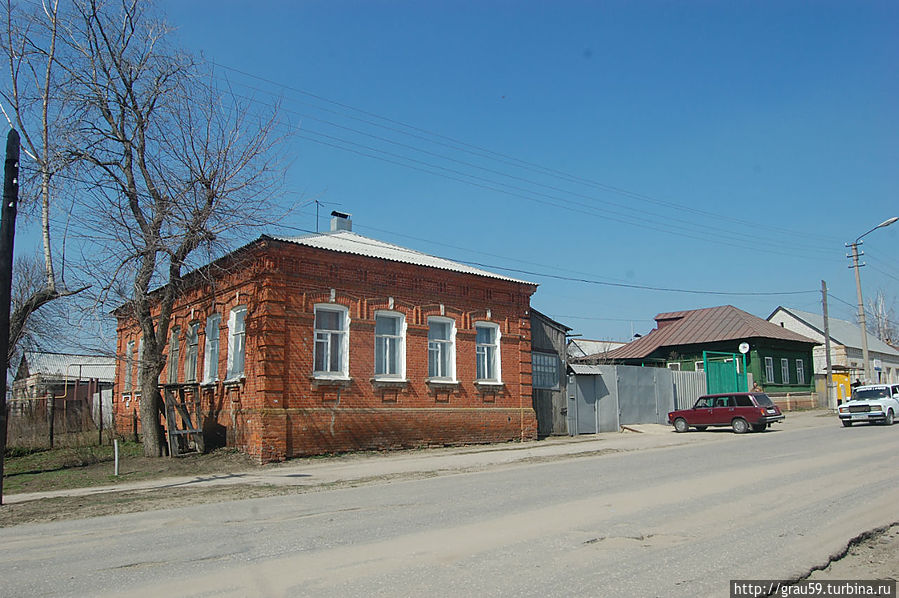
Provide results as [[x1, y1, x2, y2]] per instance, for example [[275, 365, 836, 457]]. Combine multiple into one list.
[[124, 340, 135, 391], [667, 362, 681, 371], [796, 359, 805, 386], [227, 306, 247, 380], [203, 313, 221, 384], [374, 311, 405, 380], [168, 326, 181, 384], [314, 304, 350, 378], [427, 316, 456, 381], [475, 322, 502, 383], [694, 361, 705, 372], [184, 322, 200, 383], [781, 358, 790, 384], [765, 357, 774, 383]]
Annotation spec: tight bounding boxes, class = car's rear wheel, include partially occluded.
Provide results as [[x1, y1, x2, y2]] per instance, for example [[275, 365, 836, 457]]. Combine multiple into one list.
[[732, 418, 749, 434], [751, 423, 767, 432], [884, 410, 894, 426], [673, 418, 689, 433], [842, 420, 853, 427]]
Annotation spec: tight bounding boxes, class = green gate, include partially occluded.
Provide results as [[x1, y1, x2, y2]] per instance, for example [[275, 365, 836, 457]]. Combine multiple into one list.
[[703, 351, 747, 394]]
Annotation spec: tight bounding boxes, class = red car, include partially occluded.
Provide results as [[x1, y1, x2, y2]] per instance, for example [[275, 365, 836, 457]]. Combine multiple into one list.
[[668, 392, 784, 434]]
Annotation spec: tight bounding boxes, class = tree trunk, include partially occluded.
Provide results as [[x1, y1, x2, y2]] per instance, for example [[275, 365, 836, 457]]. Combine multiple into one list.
[[138, 361, 165, 457]]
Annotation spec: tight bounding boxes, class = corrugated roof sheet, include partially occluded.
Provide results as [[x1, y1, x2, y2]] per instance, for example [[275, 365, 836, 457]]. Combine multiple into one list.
[[569, 363, 605, 375], [21, 352, 116, 382], [568, 339, 626, 358], [774, 307, 899, 356], [600, 305, 818, 360], [268, 231, 535, 285]]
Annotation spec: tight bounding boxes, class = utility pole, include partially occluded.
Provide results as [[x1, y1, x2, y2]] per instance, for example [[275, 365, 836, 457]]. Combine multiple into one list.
[[848, 241, 871, 383], [0, 129, 21, 505], [821, 281, 834, 410]]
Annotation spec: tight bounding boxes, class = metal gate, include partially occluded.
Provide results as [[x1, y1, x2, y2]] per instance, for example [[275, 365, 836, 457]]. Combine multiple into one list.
[[703, 351, 747, 394]]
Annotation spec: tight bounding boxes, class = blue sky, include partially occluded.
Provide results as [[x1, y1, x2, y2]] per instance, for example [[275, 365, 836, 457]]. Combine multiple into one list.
[[140, 2, 898, 339]]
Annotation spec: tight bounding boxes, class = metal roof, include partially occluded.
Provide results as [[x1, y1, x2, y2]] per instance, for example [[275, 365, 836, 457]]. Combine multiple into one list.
[[771, 307, 899, 357], [568, 339, 626, 358], [599, 305, 818, 360], [268, 231, 535, 285], [18, 352, 116, 382], [569, 363, 605, 375]]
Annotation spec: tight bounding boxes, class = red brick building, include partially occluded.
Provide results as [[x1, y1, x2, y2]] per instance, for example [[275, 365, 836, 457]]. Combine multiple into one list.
[[114, 213, 539, 462]]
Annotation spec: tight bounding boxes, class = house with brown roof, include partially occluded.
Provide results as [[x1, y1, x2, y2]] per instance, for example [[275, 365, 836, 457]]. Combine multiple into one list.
[[576, 305, 818, 395]]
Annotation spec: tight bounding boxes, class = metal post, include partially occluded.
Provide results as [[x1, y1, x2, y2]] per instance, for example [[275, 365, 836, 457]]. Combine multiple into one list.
[[849, 242, 871, 383], [0, 130, 20, 505], [822, 281, 834, 410]]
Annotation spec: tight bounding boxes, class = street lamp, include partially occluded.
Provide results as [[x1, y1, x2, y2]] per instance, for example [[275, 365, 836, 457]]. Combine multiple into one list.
[[847, 216, 899, 383]]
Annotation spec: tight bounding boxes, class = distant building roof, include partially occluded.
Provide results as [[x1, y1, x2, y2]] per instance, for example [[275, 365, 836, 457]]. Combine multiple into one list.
[[267, 231, 535, 285], [770, 307, 899, 357], [530, 309, 572, 333], [569, 363, 605, 375], [600, 305, 818, 361], [16, 352, 116, 382], [568, 339, 626, 358]]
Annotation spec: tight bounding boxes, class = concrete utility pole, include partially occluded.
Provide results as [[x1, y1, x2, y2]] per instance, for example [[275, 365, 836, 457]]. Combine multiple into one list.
[[848, 216, 899, 384], [821, 280, 834, 410], [0, 129, 21, 505]]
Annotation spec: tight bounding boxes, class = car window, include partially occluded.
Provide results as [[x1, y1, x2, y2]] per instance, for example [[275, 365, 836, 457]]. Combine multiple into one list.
[[751, 393, 775, 407], [853, 388, 889, 400], [735, 395, 753, 407], [694, 397, 714, 408]]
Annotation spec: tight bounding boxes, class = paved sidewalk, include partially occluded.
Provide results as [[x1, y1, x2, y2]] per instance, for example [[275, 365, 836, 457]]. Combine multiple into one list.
[[4, 409, 834, 505]]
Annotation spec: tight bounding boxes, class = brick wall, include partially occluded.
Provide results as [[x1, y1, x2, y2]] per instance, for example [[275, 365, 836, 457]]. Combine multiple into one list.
[[113, 237, 539, 462]]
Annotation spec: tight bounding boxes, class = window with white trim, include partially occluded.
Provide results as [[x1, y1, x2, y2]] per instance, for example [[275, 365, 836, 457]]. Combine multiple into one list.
[[428, 317, 455, 380], [667, 362, 681, 371], [532, 351, 560, 390], [125, 340, 135, 391], [227, 306, 247, 380], [781, 358, 790, 384], [203, 313, 221, 383], [167, 326, 181, 383], [475, 322, 501, 382], [796, 359, 805, 385], [184, 322, 200, 382], [374, 311, 405, 379], [694, 361, 705, 372], [765, 357, 774, 383], [314, 304, 349, 377]]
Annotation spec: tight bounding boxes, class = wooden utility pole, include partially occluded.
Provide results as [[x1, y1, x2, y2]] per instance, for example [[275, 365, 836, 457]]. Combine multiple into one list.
[[822, 280, 834, 410], [0, 129, 21, 505]]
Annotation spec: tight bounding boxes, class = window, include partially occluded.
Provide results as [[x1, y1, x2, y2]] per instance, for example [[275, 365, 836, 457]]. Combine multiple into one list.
[[667, 362, 681, 371], [532, 352, 560, 390], [374, 312, 404, 379], [694, 361, 705, 372], [203, 313, 221, 383], [781, 358, 790, 384], [124, 340, 135, 391], [475, 323, 501, 382], [735, 395, 754, 407], [167, 326, 181, 383], [184, 322, 200, 382], [428, 317, 455, 380], [796, 359, 805, 385], [765, 357, 774, 383], [314, 305, 349, 376], [227, 306, 247, 380]]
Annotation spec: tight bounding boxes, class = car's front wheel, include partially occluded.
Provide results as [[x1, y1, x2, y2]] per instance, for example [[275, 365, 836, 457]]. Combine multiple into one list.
[[732, 418, 749, 434], [884, 410, 894, 426], [842, 420, 853, 427], [673, 418, 689, 433]]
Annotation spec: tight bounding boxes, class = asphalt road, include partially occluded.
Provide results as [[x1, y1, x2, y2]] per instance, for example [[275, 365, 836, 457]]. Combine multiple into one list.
[[3, 414, 898, 598]]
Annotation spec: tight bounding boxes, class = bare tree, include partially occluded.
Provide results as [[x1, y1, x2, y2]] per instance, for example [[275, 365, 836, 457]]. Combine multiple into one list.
[[1, 0, 88, 363], [866, 289, 898, 346], [53, 0, 288, 456]]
